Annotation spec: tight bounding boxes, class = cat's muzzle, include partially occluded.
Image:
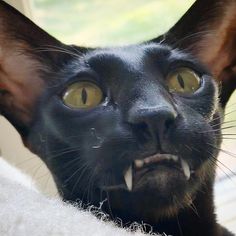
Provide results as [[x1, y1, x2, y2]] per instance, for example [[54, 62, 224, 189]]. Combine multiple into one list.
[[124, 153, 191, 191]]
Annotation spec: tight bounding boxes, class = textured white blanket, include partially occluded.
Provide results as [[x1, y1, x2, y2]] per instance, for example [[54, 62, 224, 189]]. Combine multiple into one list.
[[0, 158, 157, 236]]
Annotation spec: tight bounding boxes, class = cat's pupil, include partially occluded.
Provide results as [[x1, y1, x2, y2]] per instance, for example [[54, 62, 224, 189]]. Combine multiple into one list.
[[81, 88, 87, 104], [177, 74, 185, 89]]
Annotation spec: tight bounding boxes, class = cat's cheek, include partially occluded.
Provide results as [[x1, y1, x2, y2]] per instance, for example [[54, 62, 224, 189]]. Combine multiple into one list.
[[194, 159, 216, 184]]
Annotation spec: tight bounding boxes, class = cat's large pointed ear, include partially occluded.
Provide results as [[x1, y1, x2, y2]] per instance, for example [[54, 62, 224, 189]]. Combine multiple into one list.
[[0, 1, 80, 137], [152, 0, 236, 107]]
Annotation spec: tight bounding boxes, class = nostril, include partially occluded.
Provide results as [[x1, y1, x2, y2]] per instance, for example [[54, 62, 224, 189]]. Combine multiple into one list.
[[165, 119, 172, 131], [130, 121, 153, 142], [163, 114, 176, 134]]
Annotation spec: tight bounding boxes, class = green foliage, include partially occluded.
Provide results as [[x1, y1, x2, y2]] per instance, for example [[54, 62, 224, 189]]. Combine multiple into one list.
[[33, 0, 194, 46]]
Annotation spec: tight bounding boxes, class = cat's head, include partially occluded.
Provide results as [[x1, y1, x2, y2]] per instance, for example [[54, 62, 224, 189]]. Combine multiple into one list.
[[0, 0, 236, 223]]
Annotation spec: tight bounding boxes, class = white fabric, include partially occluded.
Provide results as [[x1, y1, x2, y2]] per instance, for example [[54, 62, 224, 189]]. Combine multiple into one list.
[[0, 158, 158, 236]]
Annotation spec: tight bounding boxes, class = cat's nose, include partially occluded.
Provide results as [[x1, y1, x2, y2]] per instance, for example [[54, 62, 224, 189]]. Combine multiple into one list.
[[127, 106, 177, 143]]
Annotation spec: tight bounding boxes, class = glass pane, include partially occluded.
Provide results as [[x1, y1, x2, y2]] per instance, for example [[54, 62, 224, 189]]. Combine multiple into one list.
[[32, 0, 194, 46]]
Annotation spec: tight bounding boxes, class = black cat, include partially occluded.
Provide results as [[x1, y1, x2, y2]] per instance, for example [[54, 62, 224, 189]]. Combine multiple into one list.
[[0, 1, 235, 235]]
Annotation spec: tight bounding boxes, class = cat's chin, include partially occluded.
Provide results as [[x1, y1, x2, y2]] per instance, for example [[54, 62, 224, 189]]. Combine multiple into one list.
[[132, 164, 189, 193], [101, 154, 201, 221], [125, 164, 193, 206], [106, 166, 196, 222]]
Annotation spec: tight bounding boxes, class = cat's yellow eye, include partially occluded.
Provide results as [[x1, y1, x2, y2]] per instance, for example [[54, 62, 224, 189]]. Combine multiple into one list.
[[167, 68, 201, 94], [63, 82, 103, 109]]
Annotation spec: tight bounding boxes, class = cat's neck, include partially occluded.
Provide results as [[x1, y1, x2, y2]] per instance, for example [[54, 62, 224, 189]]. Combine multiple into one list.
[[152, 183, 217, 236], [110, 178, 232, 236]]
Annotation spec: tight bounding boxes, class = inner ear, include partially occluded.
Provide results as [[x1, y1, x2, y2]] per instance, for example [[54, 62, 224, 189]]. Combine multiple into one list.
[[0, 1, 85, 137], [151, 0, 236, 107], [0, 46, 46, 135]]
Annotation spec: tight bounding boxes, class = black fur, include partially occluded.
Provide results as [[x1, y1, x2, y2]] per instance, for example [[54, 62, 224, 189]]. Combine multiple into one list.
[[0, 1, 235, 235]]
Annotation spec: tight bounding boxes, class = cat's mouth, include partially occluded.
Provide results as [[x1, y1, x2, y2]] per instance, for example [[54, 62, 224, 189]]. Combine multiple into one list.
[[123, 153, 191, 191]]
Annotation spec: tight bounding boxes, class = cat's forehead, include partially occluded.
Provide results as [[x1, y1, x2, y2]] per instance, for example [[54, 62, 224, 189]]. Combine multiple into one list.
[[59, 43, 209, 92], [78, 43, 195, 75], [84, 43, 171, 67]]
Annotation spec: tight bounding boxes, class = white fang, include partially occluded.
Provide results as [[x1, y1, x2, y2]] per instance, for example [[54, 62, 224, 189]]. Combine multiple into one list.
[[181, 159, 190, 180], [124, 165, 133, 191], [134, 160, 144, 169]]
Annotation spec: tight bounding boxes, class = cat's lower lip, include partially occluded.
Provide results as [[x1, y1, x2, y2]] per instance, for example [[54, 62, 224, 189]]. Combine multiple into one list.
[[124, 153, 191, 191]]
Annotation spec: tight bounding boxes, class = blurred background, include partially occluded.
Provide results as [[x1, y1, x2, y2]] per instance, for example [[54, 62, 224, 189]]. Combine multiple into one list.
[[1, 0, 236, 233]]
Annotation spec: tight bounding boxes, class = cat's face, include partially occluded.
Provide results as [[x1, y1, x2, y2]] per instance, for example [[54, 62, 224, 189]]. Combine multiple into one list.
[[0, 0, 236, 228], [27, 43, 221, 220]]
